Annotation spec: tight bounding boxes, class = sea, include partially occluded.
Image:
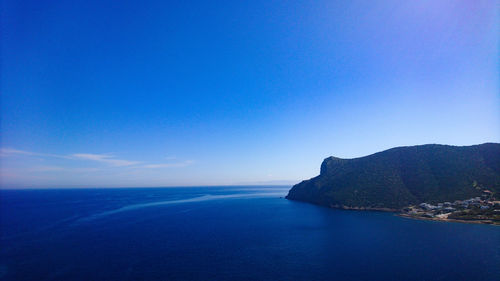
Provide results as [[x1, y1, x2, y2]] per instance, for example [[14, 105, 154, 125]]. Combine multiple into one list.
[[1, 186, 499, 281]]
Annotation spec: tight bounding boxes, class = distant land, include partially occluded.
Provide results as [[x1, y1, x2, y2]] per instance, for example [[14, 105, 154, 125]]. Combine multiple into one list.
[[286, 143, 500, 224]]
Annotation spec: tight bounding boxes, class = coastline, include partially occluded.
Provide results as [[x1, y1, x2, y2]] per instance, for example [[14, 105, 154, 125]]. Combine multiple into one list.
[[397, 213, 500, 226], [286, 198, 398, 212], [287, 198, 499, 225], [333, 204, 499, 225], [327, 204, 397, 212]]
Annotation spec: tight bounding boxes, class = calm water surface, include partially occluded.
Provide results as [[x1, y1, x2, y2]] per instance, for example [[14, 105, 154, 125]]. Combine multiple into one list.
[[1, 186, 499, 280]]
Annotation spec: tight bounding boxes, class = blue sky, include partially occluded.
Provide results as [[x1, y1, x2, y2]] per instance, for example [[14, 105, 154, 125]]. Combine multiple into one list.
[[1, 0, 498, 188]]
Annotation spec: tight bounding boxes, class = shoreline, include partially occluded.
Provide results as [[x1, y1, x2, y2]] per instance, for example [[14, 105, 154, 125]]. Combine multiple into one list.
[[337, 205, 499, 225], [397, 213, 499, 225], [327, 204, 397, 212], [287, 198, 499, 225], [285, 198, 398, 212]]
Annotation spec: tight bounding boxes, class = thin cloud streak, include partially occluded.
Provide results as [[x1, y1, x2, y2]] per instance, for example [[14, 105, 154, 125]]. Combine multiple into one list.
[[0, 148, 36, 156], [71, 153, 140, 167], [29, 166, 101, 173], [0, 148, 69, 159], [1, 148, 141, 167], [1, 148, 194, 174]]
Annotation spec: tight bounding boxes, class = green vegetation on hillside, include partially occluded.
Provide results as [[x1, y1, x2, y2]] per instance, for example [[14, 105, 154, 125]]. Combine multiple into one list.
[[286, 143, 500, 209]]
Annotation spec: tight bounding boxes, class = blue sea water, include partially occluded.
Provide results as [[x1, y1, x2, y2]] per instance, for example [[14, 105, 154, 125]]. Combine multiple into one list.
[[0, 186, 499, 281]]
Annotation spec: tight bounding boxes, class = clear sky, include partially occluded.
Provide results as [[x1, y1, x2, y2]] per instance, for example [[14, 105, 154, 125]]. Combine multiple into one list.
[[1, 0, 498, 188]]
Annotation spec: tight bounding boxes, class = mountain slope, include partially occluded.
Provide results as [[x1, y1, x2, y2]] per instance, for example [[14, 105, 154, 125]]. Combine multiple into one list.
[[286, 143, 500, 210]]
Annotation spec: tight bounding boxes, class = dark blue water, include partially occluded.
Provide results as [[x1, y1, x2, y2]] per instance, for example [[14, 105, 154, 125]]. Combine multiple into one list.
[[1, 186, 499, 281]]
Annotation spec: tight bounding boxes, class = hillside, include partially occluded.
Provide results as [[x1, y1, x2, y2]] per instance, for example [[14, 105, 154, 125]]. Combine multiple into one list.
[[286, 143, 500, 210]]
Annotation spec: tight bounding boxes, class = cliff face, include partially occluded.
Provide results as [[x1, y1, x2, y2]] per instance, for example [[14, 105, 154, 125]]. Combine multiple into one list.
[[286, 143, 500, 210]]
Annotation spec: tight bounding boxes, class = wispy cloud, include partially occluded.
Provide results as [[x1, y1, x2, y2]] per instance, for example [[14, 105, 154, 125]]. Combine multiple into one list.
[[71, 153, 140, 167], [1, 148, 194, 171], [142, 160, 194, 169], [1, 148, 38, 157], [0, 148, 68, 159], [29, 166, 101, 173]]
